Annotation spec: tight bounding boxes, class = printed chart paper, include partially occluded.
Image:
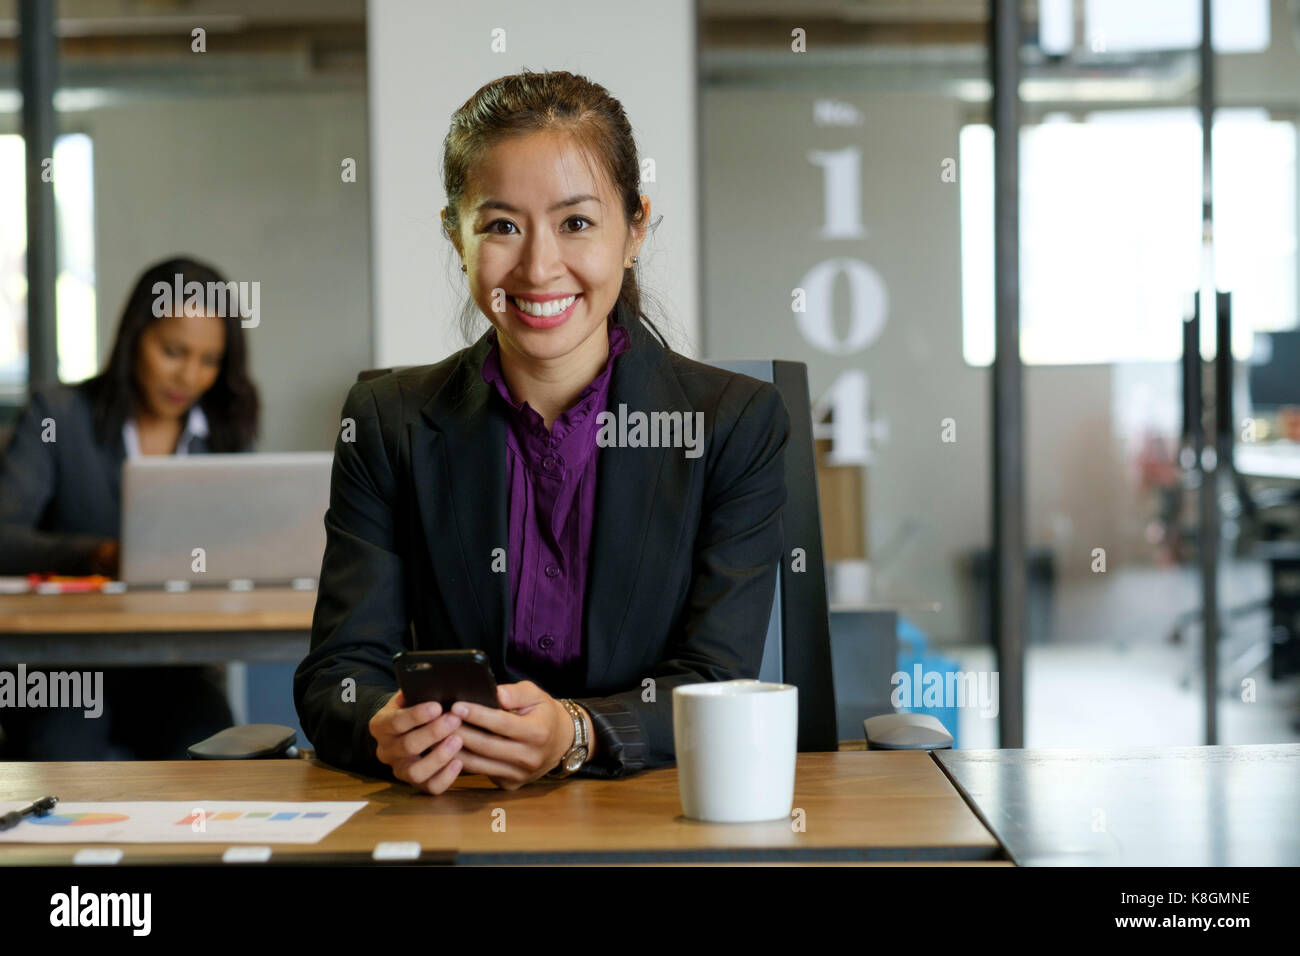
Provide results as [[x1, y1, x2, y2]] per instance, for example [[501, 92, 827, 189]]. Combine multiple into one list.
[[0, 801, 367, 844]]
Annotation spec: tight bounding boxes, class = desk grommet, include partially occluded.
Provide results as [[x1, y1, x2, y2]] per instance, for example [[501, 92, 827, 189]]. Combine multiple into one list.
[[73, 848, 123, 865], [372, 841, 421, 861], [223, 845, 272, 863]]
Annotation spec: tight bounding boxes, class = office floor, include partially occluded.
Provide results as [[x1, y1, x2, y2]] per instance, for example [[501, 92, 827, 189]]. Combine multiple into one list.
[[948, 558, 1300, 749]]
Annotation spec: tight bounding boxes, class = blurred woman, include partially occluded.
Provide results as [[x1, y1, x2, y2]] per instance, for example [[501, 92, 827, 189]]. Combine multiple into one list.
[[0, 256, 259, 759]]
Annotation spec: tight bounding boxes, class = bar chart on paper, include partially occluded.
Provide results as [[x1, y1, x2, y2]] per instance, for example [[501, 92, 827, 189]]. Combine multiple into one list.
[[0, 802, 367, 843]]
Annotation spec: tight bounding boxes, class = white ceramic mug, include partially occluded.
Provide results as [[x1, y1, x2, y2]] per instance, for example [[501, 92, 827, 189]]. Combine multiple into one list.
[[672, 679, 798, 823]]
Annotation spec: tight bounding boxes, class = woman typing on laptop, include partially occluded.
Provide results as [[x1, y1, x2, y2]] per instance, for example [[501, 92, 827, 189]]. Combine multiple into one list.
[[295, 71, 789, 793], [0, 256, 260, 760]]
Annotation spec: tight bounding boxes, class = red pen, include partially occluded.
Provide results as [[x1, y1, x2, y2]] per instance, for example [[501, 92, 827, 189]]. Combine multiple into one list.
[[28, 574, 112, 594]]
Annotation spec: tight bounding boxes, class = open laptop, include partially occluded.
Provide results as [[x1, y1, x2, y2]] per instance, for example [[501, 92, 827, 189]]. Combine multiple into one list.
[[120, 452, 333, 587]]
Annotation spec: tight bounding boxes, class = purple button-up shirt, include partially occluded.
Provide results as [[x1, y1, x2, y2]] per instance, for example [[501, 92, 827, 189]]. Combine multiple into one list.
[[481, 317, 631, 685]]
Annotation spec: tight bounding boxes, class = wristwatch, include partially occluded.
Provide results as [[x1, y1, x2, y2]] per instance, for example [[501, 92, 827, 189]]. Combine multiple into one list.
[[546, 699, 589, 778]]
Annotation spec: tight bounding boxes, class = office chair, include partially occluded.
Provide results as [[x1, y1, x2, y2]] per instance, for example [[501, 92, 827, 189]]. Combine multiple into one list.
[[189, 354, 949, 758], [700, 358, 951, 751], [1168, 464, 1300, 684], [1166, 311, 1300, 691], [1164, 441, 1300, 688]]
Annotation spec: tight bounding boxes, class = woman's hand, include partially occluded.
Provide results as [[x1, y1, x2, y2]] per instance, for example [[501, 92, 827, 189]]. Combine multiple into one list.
[[369, 689, 466, 794], [450, 681, 576, 790]]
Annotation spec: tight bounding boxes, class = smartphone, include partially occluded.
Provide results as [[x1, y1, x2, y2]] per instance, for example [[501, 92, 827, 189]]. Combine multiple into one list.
[[392, 649, 500, 713]]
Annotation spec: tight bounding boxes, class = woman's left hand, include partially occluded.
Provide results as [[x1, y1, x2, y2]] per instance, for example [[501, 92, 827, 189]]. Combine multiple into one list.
[[450, 681, 575, 790]]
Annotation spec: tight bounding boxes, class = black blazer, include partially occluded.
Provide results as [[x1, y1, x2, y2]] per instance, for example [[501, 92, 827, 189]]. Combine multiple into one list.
[[294, 302, 791, 780], [0, 381, 212, 575]]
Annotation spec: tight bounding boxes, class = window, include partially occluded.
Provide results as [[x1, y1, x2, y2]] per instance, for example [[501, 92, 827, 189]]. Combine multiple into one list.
[[961, 108, 1297, 365], [1083, 0, 1269, 55], [0, 132, 97, 400]]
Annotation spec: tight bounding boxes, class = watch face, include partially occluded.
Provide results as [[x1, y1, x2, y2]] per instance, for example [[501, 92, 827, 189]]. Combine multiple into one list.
[[564, 749, 586, 771]]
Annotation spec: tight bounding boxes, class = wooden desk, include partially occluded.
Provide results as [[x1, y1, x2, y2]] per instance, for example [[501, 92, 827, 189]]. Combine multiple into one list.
[[0, 751, 1006, 865], [936, 744, 1300, 866], [0, 587, 315, 665]]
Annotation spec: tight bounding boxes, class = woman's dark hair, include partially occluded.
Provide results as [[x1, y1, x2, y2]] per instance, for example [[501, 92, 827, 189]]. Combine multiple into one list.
[[83, 256, 260, 452], [440, 69, 675, 349]]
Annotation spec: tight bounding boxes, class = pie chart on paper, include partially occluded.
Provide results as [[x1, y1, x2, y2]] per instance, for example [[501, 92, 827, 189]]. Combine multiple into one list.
[[0, 801, 367, 843], [29, 812, 131, 826]]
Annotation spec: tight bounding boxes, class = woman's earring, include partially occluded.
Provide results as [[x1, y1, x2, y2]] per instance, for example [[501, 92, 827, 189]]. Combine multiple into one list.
[[461, 263, 467, 272], [629, 256, 638, 267]]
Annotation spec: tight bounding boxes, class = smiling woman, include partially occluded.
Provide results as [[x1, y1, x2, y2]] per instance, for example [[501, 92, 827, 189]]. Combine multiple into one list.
[[295, 69, 791, 795], [88, 257, 259, 459], [440, 122, 660, 427]]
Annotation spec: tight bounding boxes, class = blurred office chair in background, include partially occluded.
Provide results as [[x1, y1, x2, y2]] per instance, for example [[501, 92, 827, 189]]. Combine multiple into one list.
[[1166, 325, 1300, 692]]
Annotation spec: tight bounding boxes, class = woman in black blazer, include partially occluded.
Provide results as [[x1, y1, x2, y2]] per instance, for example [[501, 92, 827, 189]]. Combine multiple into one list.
[[294, 70, 789, 792], [0, 256, 259, 759]]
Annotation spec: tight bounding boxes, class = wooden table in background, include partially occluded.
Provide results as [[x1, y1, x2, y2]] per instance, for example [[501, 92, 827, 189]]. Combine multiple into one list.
[[0, 750, 1007, 866], [0, 587, 316, 665]]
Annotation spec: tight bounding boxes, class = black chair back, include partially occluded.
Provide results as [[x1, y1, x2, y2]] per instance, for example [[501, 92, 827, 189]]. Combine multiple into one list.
[[701, 359, 838, 752]]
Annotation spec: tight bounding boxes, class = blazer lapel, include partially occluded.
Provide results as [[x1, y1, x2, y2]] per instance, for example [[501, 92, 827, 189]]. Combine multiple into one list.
[[584, 310, 695, 688], [408, 307, 694, 690], [411, 337, 511, 663]]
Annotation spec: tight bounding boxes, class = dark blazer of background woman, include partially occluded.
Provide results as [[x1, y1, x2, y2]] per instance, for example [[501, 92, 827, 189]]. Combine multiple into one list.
[[295, 299, 790, 780], [0, 381, 211, 574]]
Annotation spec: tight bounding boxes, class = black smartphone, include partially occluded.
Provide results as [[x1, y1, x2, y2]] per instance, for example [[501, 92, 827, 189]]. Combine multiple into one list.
[[392, 649, 499, 713]]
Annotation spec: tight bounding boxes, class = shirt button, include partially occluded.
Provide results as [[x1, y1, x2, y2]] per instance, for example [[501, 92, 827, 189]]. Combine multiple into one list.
[[539, 634, 555, 650], [542, 455, 557, 470], [545, 564, 560, 578]]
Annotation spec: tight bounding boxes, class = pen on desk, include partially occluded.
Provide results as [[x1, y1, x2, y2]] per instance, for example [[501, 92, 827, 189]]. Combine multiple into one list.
[[0, 796, 59, 831], [29, 574, 111, 594]]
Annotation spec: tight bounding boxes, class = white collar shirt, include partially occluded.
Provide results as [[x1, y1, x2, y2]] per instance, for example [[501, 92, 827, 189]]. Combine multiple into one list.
[[122, 403, 210, 459]]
